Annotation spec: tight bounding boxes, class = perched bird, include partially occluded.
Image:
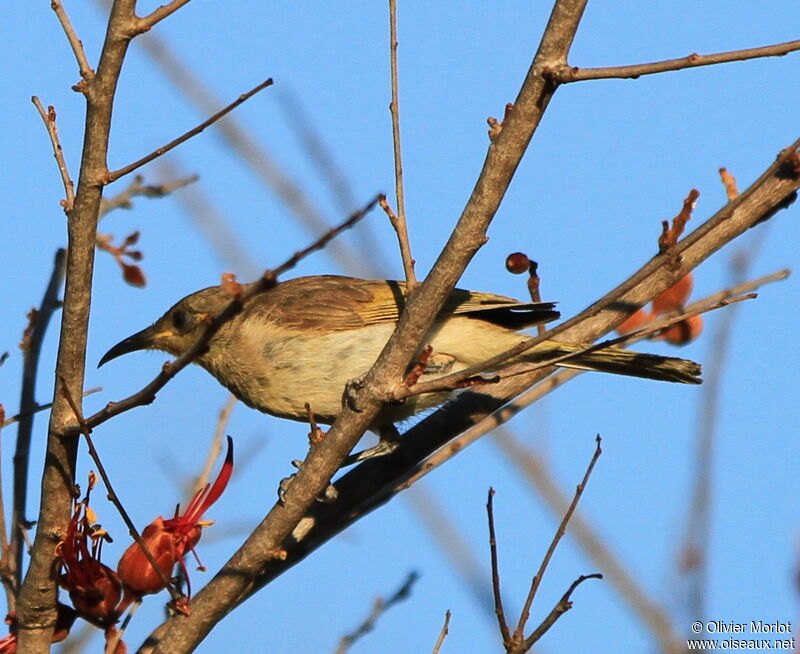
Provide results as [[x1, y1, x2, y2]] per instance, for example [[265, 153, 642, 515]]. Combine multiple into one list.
[[100, 275, 701, 437]]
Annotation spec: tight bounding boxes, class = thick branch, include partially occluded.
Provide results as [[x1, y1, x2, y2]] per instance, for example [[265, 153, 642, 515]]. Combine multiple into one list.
[[144, 1, 590, 651], [147, 136, 800, 654], [16, 0, 139, 650]]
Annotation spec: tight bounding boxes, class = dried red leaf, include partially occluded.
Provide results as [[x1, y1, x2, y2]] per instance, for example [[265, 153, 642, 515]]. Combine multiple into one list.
[[122, 263, 146, 287], [121, 231, 140, 248]]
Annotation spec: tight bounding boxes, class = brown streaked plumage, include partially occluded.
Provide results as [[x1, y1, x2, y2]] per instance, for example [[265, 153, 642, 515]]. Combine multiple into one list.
[[100, 275, 701, 437]]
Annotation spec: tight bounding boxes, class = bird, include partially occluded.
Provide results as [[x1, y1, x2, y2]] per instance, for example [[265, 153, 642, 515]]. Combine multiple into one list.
[[100, 275, 701, 456]]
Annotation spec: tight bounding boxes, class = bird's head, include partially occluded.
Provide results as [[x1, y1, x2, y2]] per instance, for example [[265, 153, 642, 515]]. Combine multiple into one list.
[[98, 286, 236, 367]]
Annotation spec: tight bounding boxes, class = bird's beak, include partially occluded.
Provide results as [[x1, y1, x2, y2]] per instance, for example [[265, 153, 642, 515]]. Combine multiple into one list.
[[98, 325, 162, 367]]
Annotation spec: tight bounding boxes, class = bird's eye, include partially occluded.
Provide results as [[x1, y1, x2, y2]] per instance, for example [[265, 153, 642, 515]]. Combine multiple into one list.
[[172, 310, 189, 332]]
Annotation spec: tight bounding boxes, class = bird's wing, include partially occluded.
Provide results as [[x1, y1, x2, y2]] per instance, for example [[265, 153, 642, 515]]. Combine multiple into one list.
[[256, 275, 559, 331]]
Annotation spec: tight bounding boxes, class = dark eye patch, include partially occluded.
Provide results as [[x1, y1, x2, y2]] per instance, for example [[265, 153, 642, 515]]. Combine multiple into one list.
[[172, 309, 189, 332]]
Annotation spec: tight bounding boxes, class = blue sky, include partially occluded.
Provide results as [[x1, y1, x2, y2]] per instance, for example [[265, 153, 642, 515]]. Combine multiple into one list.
[[2, 2, 799, 652]]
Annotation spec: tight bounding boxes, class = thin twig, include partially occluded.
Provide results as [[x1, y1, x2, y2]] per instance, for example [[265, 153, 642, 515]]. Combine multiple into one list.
[[334, 571, 420, 654], [50, 0, 94, 80], [379, 195, 417, 288], [11, 249, 66, 597], [551, 39, 800, 83], [143, 11, 799, 650], [31, 98, 75, 211], [107, 78, 274, 183], [129, 27, 366, 274], [86, 195, 379, 430], [513, 436, 602, 641], [431, 610, 451, 654], [397, 267, 789, 489], [394, 290, 753, 401], [386, 1, 416, 287], [492, 430, 683, 654], [60, 383, 182, 604], [192, 395, 236, 496], [520, 573, 602, 651], [106, 597, 141, 654], [486, 489, 511, 645], [99, 173, 198, 218], [135, 0, 193, 32], [2, 387, 101, 428]]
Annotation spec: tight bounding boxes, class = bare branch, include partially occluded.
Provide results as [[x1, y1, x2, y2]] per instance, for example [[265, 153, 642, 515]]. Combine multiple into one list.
[[486, 489, 511, 645], [99, 173, 198, 218], [135, 0, 193, 33], [493, 430, 683, 654], [131, 29, 367, 274], [86, 195, 379, 430], [513, 436, 602, 642], [60, 383, 182, 604], [107, 78, 274, 183], [18, 2, 186, 646], [334, 571, 419, 654], [552, 39, 800, 83], [380, 195, 417, 289], [12, 249, 66, 599], [2, 388, 100, 428], [192, 395, 236, 496], [431, 610, 451, 654], [50, 0, 94, 81], [520, 573, 602, 650], [386, 0, 416, 287], [31, 98, 75, 212]]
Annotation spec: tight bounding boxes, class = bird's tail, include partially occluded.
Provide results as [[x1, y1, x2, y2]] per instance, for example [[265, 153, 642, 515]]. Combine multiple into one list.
[[524, 340, 702, 384]]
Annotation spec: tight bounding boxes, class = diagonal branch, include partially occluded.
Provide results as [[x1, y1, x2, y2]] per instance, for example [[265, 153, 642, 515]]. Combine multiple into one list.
[[513, 438, 601, 646], [179, 137, 799, 651], [134, 0, 193, 33], [86, 196, 379, 431], [144, 2, 592, 651], [551, 39, 800, 83], [31, 99, 75, 212], [107, 78, 273, 183], [50, 0, 94, 81]]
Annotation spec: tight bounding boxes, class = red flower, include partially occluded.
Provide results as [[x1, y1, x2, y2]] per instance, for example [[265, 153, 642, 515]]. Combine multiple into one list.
[[118, 437, 233, 599], [57, 475, 126, 628]]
